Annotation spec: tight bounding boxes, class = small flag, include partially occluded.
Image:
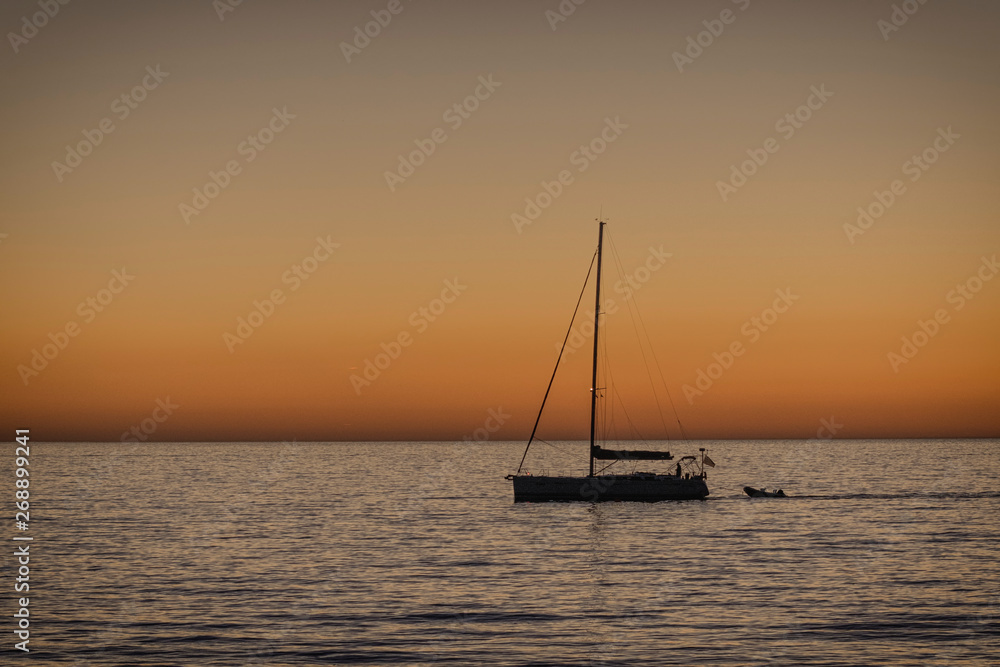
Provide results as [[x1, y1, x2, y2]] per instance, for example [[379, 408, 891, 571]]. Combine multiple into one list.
[[703, 454, 716, 468]]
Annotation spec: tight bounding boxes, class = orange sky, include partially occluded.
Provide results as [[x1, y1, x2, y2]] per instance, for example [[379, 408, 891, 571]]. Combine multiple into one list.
[[1, 0, 998, 441]]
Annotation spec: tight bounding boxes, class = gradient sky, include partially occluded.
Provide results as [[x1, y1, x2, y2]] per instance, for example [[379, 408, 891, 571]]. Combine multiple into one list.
[[1, 0, 998, 442]]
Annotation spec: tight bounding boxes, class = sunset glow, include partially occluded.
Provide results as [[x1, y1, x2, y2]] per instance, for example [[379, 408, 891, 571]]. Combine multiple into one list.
[[2, 0, 998, 441]]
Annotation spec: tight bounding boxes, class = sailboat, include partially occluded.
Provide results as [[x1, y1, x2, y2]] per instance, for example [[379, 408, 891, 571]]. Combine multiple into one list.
[[506, 220, 712, 502]]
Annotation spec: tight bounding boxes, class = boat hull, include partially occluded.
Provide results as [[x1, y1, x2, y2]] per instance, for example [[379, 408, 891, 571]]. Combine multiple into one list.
[[512, 474, 709, 502], [743, 486, 786, 498]]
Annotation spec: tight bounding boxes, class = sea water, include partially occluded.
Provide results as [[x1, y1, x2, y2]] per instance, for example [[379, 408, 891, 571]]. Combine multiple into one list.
[[10, 439, 999, 665]]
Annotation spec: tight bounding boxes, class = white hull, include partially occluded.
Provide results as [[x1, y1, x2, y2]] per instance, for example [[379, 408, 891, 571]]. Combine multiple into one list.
[[512, 474, 709, 502]]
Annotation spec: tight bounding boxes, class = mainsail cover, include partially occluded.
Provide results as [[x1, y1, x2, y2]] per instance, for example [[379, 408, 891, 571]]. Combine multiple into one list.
[[591, 446, 673, 461]]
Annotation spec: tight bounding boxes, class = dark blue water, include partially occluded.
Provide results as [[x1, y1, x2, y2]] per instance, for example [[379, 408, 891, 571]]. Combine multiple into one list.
[[8, 439, 999, 665]]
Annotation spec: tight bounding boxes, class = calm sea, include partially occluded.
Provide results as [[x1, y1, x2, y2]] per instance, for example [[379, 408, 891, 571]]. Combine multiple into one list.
[[8, 439, 1000, 666]]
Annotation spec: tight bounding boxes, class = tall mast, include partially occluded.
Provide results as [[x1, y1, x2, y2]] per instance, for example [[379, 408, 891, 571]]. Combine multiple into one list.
[[589, 221, 605, 477]]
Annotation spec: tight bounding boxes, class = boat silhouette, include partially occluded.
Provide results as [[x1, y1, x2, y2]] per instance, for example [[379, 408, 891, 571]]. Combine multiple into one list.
[[507, 220, 712, 502]]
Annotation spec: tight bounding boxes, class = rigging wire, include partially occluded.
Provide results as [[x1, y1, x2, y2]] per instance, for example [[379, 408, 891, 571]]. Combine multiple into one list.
[[597, 262, 641, 468], [533, 438, 578, 460], [597, 282, 653, 473], [607, 368, 647, 442], [604, 229, 675, 439], [595, 460, 620, 475], [634, 299, 689, 440], [602, 322, 643, 443], [599, 267, 609, 447], [516, 222, 689, 478], [515, 248, 599, 475], [609, 231, 689, 440], [595, 263, 609, 466]]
